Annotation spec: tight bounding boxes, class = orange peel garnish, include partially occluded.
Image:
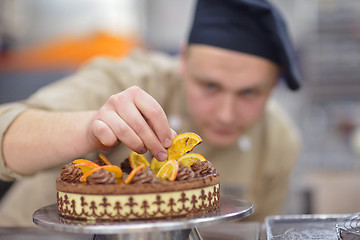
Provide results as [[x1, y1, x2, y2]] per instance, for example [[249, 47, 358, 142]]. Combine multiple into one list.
[[79, 166, 103, 182], [73, 162, 99, 174], [98, 153, 111, 165], [125, 164, 146, 184], [79, 165, 123, 182], [102, 165, 123, 179], [156, 159, 178, 181], [167, 132, 202, 160]]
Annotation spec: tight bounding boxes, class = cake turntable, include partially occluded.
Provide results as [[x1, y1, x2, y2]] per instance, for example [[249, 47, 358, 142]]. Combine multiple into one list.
[[33, 197, 253, 240]]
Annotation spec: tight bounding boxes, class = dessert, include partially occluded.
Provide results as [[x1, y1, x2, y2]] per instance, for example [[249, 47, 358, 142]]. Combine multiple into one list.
[[57, 133, 220, 221]]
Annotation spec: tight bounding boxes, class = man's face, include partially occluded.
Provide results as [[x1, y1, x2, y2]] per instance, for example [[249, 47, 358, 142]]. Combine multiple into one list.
[[181, 45, 280, 147]]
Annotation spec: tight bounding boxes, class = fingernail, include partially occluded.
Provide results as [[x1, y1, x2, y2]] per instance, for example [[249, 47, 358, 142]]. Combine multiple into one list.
[[172, 131, 177, 139], [158, 152, 168, 162], [163, 138, 172, 148], [139, 147, 147, 154]]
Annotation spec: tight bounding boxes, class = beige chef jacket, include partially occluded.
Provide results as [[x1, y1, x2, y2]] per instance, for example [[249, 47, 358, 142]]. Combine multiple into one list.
[[0, 49, 300, 226]]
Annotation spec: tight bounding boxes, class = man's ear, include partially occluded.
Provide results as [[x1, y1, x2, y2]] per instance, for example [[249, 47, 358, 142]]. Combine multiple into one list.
[[179, 43, 187, 58], [275, 66, 285, 88]]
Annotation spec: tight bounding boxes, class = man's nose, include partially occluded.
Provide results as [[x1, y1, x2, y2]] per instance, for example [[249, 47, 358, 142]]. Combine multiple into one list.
[[216, 95, 236, 124]]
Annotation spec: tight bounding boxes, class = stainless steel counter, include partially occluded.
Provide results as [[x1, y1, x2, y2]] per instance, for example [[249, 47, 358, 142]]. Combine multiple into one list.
[[0, 227, 89, 240], [0, 222, 262, 240], [198, 222, 263, 240], [1, 214, 353, 239]]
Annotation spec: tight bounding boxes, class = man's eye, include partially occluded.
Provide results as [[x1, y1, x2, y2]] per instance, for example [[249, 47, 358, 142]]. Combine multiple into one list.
[[243, 89, 255, 95], [239, 89, 259, 98], [203, 82, 218, 92]]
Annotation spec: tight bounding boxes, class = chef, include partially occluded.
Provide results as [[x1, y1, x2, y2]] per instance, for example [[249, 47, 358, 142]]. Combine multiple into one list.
[[0, 0, 301, 226]]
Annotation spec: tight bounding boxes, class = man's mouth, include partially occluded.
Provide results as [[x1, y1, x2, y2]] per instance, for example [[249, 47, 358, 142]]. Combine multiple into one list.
[[210, 126, 236, 135]]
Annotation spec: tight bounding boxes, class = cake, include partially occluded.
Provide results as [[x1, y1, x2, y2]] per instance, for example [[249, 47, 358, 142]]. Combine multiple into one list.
[[56, 133, 220, 221]]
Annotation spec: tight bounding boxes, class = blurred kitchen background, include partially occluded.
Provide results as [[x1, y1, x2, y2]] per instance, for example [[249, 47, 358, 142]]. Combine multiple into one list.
[[1, 0, 360, 217]]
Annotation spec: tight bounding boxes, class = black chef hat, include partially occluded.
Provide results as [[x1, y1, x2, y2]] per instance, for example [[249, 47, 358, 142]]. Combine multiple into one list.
[[188, 0, 301, 91]]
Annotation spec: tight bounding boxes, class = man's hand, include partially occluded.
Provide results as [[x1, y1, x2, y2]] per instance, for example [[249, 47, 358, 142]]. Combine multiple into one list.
[[87, 86, 175, 161], [3, 86, 175, 175]]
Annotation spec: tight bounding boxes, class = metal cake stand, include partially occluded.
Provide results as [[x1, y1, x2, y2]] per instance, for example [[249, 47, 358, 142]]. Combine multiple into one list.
[[33, 197, 253, 240]]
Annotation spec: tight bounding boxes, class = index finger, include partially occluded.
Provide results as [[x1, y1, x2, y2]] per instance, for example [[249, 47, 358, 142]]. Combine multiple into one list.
[[133, 89, 173, 149]]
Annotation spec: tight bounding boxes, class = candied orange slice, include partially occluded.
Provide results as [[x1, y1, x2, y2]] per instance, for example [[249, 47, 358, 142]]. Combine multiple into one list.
[[128, 151, 150, 169], [102, 165, 123, 179], [73, 162, 99, 174], [156, 159, 178, 181], [79, 166, 103, 182], [150, 157, 166, 174], [167, 132, 202, 160], [72, 159, 99, 166], [177, 153, 206, 167], [98, 153, 111, 165], [125, 164, 146, 184]]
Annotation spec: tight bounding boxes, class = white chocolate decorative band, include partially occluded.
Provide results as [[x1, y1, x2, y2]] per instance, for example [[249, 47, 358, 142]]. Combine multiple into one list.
[[57, 183, 220, 221]]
